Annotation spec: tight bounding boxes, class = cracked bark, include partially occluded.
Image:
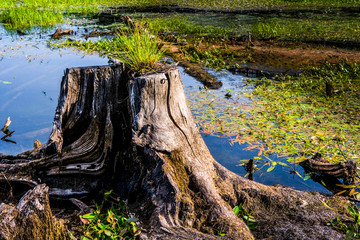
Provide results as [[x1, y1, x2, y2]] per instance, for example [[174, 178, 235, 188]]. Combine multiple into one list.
[[0, 63, 349, 239]]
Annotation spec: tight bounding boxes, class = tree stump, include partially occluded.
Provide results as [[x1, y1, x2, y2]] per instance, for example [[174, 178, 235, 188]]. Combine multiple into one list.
[[0, 184, 65, 240], [0, 63, 349, 239]]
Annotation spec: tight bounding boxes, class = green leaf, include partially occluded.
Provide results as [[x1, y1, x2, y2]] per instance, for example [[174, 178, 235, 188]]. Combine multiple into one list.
[[0, 80, 12, 84], [277, 162, 290, 167], [233, 206, 239, 216], [267, 165, 275, 172], [98, 223, 108, 229], [247, 222, 258, 230], [346, 228, 355, 240], [82, 213, 96, 220], [104, 190, 113, 195], [104, 230, 113, 236], [303, 174, 311, 181]]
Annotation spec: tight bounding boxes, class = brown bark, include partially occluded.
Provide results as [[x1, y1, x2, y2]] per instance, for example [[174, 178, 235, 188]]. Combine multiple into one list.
[[0, 63, 349, 239], [50, 28, 74, 38], [0, 184, 65, 240]]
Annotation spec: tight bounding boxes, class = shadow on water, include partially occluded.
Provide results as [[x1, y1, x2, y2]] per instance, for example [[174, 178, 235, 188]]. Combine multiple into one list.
[[0, 19, 330, 194]]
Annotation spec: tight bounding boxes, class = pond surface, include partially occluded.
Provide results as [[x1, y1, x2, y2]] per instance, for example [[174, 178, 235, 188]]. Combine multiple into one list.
[[181, 68, 330, 194], [0, 25, 109, 154], [0, 20, 330, 194]]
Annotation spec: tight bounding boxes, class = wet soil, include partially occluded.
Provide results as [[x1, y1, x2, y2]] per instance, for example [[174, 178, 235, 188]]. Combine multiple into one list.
[[166, 38, 360, 79], [243, 40, 360, 70]]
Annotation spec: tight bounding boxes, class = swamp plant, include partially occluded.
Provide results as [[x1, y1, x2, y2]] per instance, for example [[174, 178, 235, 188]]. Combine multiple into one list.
[[115, 24, 169, 72], [78, 190, 139, 240], [50, 23, 168, 72], [0, 8, 63, 31], [328, 205, 360, 239], [187, 61, 360, 189]]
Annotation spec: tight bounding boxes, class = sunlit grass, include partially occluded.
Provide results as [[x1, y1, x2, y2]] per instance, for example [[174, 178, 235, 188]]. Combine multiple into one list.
[[1, 0, 360, 38], [49, 23, 168, 72], [1, 0, 360, 12], [252, 18, 360, 44], [0, 0, 164, 12], [0, 8, 63, 31], [115, 26, 169, 72]]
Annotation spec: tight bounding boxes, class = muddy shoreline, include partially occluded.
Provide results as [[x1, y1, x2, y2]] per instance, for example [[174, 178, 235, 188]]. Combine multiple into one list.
[[102, 5, 360, 15]]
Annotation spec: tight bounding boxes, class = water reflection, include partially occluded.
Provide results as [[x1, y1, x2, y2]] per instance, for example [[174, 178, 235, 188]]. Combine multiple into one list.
[[1, 117, 15, 143], [0, 22, 330, 194], [180, 67, 331, 194], [0, 25, 109, 154]]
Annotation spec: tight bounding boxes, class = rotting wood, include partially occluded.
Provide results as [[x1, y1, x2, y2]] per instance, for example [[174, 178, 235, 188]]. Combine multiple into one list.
[[301, 153, 356, 180], [300, 153, 357, 194], [0, 63, 351, 239], [84, 28, 121, 38], [50, 27, 74, 38], [0, 184, 66, 240]]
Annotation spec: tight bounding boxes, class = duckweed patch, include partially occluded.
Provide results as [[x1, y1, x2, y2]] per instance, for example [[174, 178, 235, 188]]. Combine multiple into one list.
[[187, 61, 360, 167]]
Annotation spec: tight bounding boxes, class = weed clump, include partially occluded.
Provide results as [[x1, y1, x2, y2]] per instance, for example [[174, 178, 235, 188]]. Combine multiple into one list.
[[77, 190, 140, 240], [50, 22, 168, 73], [115, 24, 169, 72], [0, 8, 63, 31], [328, 205, 360, 240]]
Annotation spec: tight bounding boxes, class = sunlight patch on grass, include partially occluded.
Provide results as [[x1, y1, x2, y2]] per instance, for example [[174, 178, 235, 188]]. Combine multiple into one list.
[[0, 8, 63, 31]]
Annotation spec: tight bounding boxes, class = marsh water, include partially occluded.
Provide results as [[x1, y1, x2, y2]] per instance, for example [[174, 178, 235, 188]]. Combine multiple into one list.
[[0, 15, 332, 194]]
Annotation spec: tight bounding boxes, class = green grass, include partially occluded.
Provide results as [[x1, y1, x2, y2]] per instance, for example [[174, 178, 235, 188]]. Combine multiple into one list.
[[1, 0, 360, 44], [251, 17, 360, 45], [0, 0, 155, 12], [49, 24, 168, 72], [0, 8, 63, 31], [146, 12, 360, 46], [1, 0, 360, 13], [170, 0, 360, 10], [115, 26, 169, 72], [233, 204, 257, 230], [49, 38, 122, 57], [147, 16, 235, 38]]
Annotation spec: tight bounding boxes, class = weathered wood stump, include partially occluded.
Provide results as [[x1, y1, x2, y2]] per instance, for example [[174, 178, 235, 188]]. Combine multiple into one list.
[[0, 63, 350, 239], [0, 184, 65, 240], [300, 153, 357, 194]]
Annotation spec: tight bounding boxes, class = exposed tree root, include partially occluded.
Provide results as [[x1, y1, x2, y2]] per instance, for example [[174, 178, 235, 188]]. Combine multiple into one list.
[[0, 63, 350, 239]]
